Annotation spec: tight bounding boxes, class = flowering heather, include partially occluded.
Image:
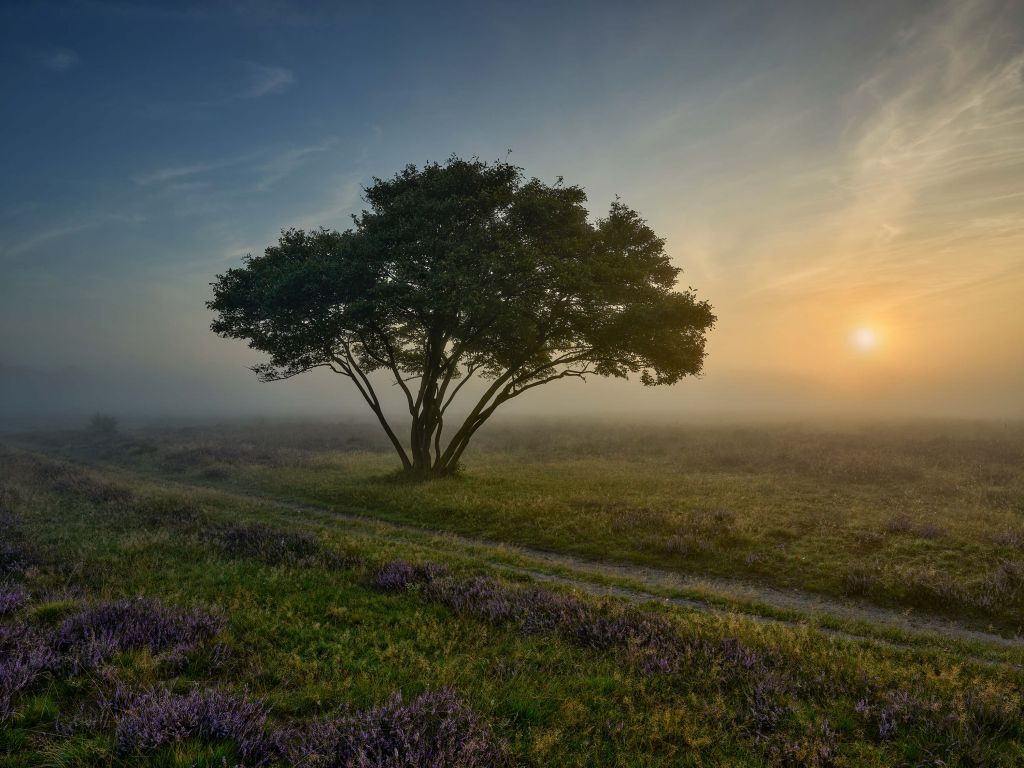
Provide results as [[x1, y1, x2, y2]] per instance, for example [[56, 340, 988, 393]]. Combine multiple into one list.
[[281, 688, 508, 768], [212, 521, 323, 566], [108, 686, 275, 765], [91, 685, 504, 768], [771, 720, 839, 767], [56, 597, 224, 673], [371, 558, 1024, 755], [371, 559, 789, 709], [744, 674, 793, 737], [896, 561, 1024, 613], [0, 586, 28, 616], [0, 622, 58, 722], [374, 560, 734, 673], [371, 560, 451, 592]]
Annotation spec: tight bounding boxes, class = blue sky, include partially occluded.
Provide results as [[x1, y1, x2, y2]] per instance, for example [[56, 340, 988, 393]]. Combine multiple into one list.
[[1, 0, 1022, 418]]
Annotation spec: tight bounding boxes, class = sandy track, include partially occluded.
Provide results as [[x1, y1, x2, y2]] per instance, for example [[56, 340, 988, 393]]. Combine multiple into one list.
[[11, 443, 1022, 661], [140, 473, 1024, 657]]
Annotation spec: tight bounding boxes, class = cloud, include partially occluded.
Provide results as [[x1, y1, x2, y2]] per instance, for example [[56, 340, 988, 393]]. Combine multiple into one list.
[[240, 62, 294, 99], [255, 140, 335, 191], [134, 161, 228, 186], [1, 222, 96, 260], [143, 61, 294, 117], [39, 48, 81, 72], [744, 0, 1024, 302], [134, 141, 333, 192], [0, 212, 146, 263], [286, 172, 363, 230]]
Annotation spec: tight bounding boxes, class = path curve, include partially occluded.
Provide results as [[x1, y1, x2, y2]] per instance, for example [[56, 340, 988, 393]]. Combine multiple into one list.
[[146, 473, 1024, 655], [14, 444, 1022, 659]]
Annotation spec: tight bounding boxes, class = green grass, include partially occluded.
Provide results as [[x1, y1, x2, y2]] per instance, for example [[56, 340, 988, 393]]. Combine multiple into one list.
[[2, 442, 1024, 766], [26, 419, 1023, 633]]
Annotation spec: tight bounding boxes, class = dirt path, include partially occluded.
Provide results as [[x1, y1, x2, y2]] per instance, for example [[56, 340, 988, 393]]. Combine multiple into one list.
[[12, 442, 1021, 660], [141, 473, 1024, 657]]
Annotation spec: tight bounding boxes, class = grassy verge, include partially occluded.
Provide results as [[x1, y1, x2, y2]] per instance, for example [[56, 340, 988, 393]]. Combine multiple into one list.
[[2, 448, 1023, 766], [15, 421, 1024, 633]]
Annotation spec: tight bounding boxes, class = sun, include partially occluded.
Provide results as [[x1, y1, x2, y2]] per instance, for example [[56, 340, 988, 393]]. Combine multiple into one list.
[[850, 327, 877, 352]]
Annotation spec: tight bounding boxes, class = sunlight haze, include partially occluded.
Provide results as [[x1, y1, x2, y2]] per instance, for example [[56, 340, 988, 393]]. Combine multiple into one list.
[[1, 0, 1021, 420]]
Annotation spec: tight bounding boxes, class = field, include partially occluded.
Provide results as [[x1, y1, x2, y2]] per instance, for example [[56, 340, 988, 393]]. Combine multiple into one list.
[[1, 419, 1023, 766]]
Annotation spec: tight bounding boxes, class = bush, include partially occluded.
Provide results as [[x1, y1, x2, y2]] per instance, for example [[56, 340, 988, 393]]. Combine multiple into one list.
[[56, 597, 224, 673], [108, 686, 275, 765], [281, 688, 508, 768]]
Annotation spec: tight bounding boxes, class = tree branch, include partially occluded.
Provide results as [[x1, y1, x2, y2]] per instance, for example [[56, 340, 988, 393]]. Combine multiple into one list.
[[332, 347, 412, 470]]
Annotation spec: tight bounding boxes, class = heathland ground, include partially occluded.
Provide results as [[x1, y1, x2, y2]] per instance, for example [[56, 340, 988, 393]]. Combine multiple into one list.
[[1, 419, 1022, 765]]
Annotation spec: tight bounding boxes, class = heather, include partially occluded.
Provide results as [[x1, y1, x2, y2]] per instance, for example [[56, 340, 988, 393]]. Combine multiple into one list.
[[0, 621, 57, 722], [2, 435, 1024, 766], [372, 559, 1024, 756], [33, 420, 1024, 631], [211, 521, 324, 565], [280, 688, 508, 768], [0, 586, 28, 616], [55, 597, 224, 673], [105, 686, 276, 764], [1, 596, 224, 723]]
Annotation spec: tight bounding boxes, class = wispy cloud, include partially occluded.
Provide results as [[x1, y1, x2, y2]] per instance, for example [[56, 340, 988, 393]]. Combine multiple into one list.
[[134, 161, 233, 186], [746, 0, 1024, 303], [286, 172, 363, 231], [0, 212, 146, 263], [134, 140, 335, 193], [144, 60, 294, 117], [39, 48, 81, 72], [240, 62, 294, 99], [255, 140, 334, 191]]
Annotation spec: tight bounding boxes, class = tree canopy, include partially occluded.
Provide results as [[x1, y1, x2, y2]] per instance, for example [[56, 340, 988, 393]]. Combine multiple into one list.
[[208, 156, 715, 477]]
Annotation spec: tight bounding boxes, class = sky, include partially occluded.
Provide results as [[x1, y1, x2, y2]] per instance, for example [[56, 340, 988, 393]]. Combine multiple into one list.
[[1, 0, 1022, 421]]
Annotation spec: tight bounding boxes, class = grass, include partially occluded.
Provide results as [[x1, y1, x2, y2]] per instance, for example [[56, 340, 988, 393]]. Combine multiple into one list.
[[1, 424, 1024, 766], [21, 419, 1024, 633]]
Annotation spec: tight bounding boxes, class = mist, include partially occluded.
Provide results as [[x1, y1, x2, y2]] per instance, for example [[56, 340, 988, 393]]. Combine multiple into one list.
[[1, 0, 1022, 425]]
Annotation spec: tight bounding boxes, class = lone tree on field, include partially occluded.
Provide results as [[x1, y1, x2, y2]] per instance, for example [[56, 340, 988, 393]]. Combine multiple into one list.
[[208, 157, 715, 478]]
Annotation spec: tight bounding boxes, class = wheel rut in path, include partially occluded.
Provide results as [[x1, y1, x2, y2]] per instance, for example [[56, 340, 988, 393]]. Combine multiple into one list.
[[146, 473, 1024, 658]]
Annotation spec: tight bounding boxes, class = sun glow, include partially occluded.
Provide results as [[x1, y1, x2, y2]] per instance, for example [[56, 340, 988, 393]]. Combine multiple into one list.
[[851, 327, 877, 352]]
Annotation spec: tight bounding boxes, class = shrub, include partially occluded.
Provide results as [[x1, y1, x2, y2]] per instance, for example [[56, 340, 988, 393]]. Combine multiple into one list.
[[0, 622, 58, 722], [371, 560, 776, 682], [844, 565, 879, 597], [898, 566, 967, 609], [56, 597, 224, 673], [281, 688, 508, 768], [211, 522, 322, 566], [771, 719, 839, 767], [993, 527, 1024, 550], [0, 586, 28, 616], [977, 560, 1024, 607], [108, 686, 275, 765]]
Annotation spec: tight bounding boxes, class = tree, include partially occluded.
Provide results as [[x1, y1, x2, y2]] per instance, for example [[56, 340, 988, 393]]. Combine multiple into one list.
[[208, 157, 715, 478]]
